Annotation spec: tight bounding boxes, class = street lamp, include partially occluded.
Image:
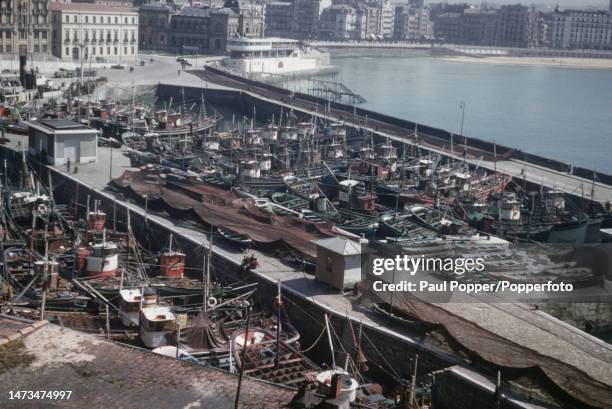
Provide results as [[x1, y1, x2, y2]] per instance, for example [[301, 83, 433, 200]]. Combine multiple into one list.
[[459, 101, 467, 162], [459, 100, 466, 137]]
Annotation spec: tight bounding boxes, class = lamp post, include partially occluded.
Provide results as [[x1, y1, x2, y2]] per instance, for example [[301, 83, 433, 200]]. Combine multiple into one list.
[[459, 101, 467, 162], [459, 100, 466, 137]]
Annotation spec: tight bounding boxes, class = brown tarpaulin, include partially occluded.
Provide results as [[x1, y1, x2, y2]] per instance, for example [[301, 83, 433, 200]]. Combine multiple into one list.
[[112, 169, 350, 258], [361, 276, 612, 409]]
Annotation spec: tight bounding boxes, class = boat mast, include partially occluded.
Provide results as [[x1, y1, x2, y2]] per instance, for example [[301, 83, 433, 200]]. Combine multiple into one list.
[[274, 281, 282, 369]]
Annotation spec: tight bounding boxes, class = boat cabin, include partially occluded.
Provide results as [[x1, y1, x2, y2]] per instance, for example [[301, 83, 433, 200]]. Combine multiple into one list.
[[139, 306, 175, 348]]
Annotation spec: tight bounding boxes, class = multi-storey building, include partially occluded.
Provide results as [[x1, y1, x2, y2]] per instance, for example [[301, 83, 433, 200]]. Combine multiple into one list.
[[264, 2, 293, 37], [432, 12, 462, 42], [0, 0, 51, 56], [292, 0, 331, 40], [394, 3, 432, 40], [319, 4, 363, 40], [50, 2, 138, 61], [170, 2, 263, 54], [139, 3, 173, 51], [551, 9, 612, 50], [460, 8, 499, 45], [362, 1, 394, 39], [497, 4, 538, 48]]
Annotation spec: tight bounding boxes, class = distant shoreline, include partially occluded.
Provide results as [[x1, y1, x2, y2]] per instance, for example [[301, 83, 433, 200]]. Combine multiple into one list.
[[436, 55, 612, 70]]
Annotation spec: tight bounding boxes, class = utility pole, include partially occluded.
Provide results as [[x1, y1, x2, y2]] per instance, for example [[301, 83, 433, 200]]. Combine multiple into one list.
[[234, 305, 252, 409]]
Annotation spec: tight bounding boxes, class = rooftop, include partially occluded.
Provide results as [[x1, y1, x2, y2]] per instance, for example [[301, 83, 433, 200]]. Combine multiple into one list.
[[38, 119, 88, 130], [313, 237, 362, 256], [0, 316, 294, 408], [49, 2, 137, 13]]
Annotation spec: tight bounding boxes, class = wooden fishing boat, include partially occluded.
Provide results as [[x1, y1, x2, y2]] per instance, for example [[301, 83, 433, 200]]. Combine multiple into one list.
[[216, 227, 252, 248], [270, 192, 378, 236], [231, 327, 319, 387]]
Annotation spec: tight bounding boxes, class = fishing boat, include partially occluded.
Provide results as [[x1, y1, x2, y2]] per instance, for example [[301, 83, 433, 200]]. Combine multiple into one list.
[[231, 327, 318, 387], [217, 227, 253, 249], [119, 287, 156, 327], [270, 192, 378, 237], [139, 305, 176, 348]]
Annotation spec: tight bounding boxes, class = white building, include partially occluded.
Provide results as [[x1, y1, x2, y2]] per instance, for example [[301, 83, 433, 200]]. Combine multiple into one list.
[[27, 119, 98, 166], [314, 237, 363, 291], [50, 2, 139, 62], [551, 10, 612, 50]]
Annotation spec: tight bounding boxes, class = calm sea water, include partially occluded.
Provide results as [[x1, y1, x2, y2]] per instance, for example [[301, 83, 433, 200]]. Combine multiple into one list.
[[325, 57, 612, 173]]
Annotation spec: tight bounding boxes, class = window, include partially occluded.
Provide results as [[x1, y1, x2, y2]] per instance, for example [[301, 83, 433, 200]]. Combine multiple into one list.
[[114, 46, 117, 55], [34, 44, 39, 52], [131, 46, 134, 54], [42, 31, 47, 39], [124, 46, 127, 54], [43, 45, 47, 53], [73, 15, 77, 23], [85, 16, 88, 23], [5, 45, 10, 52], [99, 46, 103, 54], [65, 47, 69, 56]]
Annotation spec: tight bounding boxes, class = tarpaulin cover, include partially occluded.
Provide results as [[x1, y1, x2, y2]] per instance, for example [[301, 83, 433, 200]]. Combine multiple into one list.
[[176, 310, 228, 352], [360, 276, 612, 409], [112, 169, 348, 258]]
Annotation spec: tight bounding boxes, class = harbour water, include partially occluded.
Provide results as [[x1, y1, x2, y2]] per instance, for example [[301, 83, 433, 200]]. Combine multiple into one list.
[[303, 57, 612, 173]]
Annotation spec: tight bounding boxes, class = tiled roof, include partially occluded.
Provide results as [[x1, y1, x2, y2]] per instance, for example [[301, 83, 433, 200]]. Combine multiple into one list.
[[0, 317, 295, 408]]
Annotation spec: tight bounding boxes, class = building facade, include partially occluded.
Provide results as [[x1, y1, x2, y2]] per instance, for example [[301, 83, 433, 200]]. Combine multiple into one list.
[[138, 3, 173, 51], [551, 10, 612, 50], [170, 3, 263, 54], [264, 2, 293, 38], [432, 4, 539, 47], [292, 0, 331, 40], [0, 0, 51, 56], [497, 4, 538, 48], [50, 3, 138, 62], [319, 5, 363, 40], [394, 3, 432, 40]]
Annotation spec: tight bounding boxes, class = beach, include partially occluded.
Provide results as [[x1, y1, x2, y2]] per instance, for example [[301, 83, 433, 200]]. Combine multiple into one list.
[[438, 55, 612, 70]]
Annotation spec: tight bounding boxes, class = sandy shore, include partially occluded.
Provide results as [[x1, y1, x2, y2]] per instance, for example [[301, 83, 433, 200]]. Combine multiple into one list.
[[438, 55, 612, 70]]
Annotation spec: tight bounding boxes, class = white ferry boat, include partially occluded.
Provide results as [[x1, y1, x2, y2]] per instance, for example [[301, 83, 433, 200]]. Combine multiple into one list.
[[221, 37, 333, 79]]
